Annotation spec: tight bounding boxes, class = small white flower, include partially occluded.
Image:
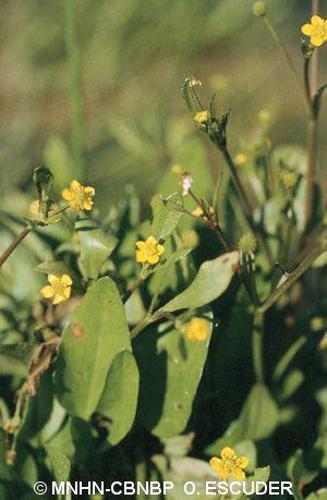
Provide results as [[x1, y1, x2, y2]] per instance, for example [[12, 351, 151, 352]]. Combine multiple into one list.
[[180, 173, 193, 196]]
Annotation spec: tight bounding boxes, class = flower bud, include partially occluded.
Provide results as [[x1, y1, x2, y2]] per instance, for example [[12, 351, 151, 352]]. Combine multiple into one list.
[[253, 1, 267, 17]]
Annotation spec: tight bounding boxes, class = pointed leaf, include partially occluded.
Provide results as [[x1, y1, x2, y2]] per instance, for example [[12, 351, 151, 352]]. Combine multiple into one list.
[[156, 251, 239, 314]]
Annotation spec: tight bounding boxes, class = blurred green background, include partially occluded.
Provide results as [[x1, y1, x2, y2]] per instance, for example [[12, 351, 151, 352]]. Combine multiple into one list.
[[0, 0, 326, 208]]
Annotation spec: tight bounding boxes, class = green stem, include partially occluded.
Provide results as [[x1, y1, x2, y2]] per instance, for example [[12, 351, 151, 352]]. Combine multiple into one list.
[[259, 237, 327, 312], [263, 16, 311, 116], [64, 0, 85, 178], [252, 311, 264, 383], [221, 148, 273, 266], [0, 227, 31, 270]]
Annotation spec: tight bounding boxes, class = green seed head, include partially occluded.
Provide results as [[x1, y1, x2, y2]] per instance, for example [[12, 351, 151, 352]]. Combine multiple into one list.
[[253, 1, 267, 17]]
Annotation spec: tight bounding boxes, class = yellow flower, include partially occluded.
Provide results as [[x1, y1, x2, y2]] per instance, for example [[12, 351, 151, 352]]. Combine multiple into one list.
[[184, 317, 209, 341], [62, 180, 95, 211], [301, 15, 327, 47], [234, 153, 248, 167], [135, 236, 165, 265], [210, 447, 249, 480], [192, 206, 204, 218], [41, 274, 72, 305], [194, 110, 209, 124]]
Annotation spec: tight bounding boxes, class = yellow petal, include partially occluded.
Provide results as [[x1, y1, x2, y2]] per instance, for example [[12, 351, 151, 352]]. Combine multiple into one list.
[[196, 329, 208, 341], [147, 254, 160, 265], [311, 15, 323, 26], [209, 457, 220, 471], [48, 274, 59, 285], [301, 23, 313, 36], [84, 186, 95, 195], [232, 468, 245, 480], [221, 447, 236, 460], [311, 36, 324, 47], [135, 241, 145, 250], [41, 286, 54, 298], [216, 464, 230, 479], [136, 250, 147, 263], [83, 200, 94, 210], [61, 274, 72, 286], [71, 180, 82, 192], [63, 287, 72, 299], [236, 456, 249, 469], [157, 244, 165, 255], [53, 294, 65, 305], [62, 188, 73, 201], [146, 236, 157, 245]]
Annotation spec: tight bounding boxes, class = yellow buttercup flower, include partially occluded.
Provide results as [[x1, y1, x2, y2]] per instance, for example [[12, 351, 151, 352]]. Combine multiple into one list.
[[210, 447, 249, 480], [135, 236, 165, 265], [62, 180, 95, 211], [192, 206, 204, 218], [184, 317, 209, 341], [234, 153, 248, 167], [301, 15, 327, 47], [41, 274, 72, 305], [194, 110, 210, 124]]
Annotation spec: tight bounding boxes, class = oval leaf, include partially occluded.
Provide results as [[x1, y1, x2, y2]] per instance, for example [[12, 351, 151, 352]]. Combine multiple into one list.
[[54, 277, 131, 419], [135, 317, 212, 438]]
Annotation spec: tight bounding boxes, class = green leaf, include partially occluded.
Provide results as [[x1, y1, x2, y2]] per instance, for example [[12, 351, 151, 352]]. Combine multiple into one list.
[[149, 247, 192, 275], [35, 260, 69, 276], [0, 343, 34, 377], [135, 316, 213, 438], [78, 227, 117, 280], [97, 350, 139, 446], [150, 193, 183, 241], [273, 336, 306, 382], [214, 384, 279, 448], [45, 445, 71, 482], [54, 277, 131, 419], [156, 251, 239, 314]]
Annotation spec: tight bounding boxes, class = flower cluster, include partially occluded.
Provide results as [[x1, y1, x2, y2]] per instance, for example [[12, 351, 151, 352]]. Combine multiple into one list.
[[210, 447, 249, 480]]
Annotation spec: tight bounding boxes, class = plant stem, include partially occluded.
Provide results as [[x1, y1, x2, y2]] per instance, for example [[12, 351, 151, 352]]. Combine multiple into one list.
[[0, 227, 31, 270], [311, 0, 320, 95], [263, 16, 311, 116], [64, 0, 85, 178], [259, 236, 327, 312], [221, 148, 273, 266], [304, 0, 320, 232], [123, 275, 146, 303], [252, 311, 264, 383]]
